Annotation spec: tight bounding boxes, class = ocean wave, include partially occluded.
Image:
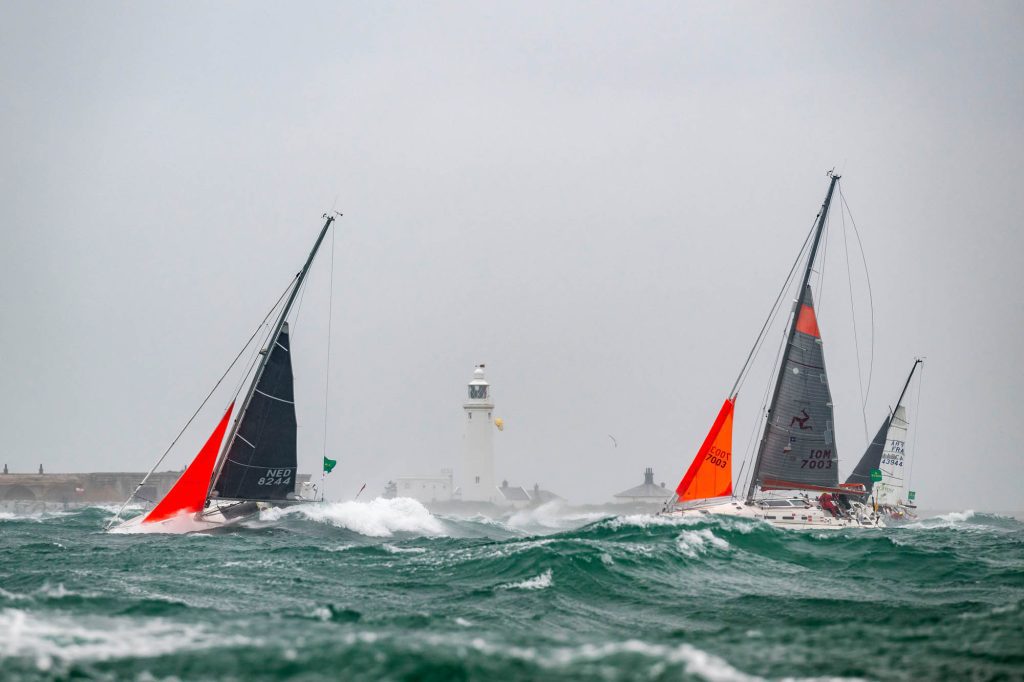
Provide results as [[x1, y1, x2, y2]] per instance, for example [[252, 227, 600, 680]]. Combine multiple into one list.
[[0, 608, 256, 672], [505, 501, 609, 533], [259, 497, 446, 538], [499, 568, 553, 591], [676, 529, 731, 558]]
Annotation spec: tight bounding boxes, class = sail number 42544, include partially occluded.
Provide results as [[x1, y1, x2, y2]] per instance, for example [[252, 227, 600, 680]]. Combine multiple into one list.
[[801, 450, 833, 469], [258, 468, 293, 486]]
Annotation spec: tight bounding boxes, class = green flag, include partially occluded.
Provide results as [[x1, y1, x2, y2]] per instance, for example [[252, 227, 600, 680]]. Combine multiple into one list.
[[908, 490, 916, 501], [323, 456, 337, 474], [869, 468, 883, 482]]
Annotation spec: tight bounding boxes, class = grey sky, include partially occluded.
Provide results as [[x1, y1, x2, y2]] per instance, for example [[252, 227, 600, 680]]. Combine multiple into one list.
[[1, 2, 1021, 510]]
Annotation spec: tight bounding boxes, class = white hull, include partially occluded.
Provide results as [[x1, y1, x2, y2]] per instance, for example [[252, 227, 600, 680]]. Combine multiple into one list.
[[109, 499, 307, 534], [661, 496, 885, 529]]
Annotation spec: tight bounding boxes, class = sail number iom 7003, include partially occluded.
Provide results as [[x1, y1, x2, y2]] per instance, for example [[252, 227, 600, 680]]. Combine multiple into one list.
[[801, 450, 833, 469]]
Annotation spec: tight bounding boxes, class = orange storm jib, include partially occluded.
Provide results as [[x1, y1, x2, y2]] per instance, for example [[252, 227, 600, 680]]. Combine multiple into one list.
[[676, 398, 735, 501]]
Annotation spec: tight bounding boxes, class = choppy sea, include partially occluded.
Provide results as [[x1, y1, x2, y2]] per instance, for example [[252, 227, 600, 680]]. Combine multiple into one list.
[[1, 499, 1022, 681]]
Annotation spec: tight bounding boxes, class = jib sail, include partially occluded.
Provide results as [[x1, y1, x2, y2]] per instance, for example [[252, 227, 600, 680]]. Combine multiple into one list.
[[144, 403, 234, 523], [212, 323, 298, 501], [675, 398, 735, 502]]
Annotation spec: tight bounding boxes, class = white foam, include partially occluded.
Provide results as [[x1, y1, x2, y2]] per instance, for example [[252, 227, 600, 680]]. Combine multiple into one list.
[[905, 509, 977, 529], [936, 509, 975, 523], [381, 544, 427, 554], [505, 501, 608, 533], [0, 608, 255, 670], [452, 636, 763, 681], [675, 529, 730, 558], [499, 568, 553, 591], [260, 497, 446, 538], [107, 510, 214, 535], [0, 510, 68, 523]]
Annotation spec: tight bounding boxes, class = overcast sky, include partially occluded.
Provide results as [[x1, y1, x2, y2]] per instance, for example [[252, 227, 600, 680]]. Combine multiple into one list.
[[2, 2, 1021, 510]]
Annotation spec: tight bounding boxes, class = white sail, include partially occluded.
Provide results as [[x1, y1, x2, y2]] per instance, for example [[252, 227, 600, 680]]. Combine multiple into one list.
[[874, 405, 909, 506]]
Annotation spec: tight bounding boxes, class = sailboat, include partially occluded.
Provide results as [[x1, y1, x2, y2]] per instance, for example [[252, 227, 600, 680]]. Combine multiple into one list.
[[845, 359, 923, 522], [662, 174, 883, 529], [108, 213, 340, 533]]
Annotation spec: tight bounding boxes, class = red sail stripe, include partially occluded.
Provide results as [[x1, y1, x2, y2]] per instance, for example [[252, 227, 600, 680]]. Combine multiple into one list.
[[144, 403, 234, 523], [795, 304, 820, 338]]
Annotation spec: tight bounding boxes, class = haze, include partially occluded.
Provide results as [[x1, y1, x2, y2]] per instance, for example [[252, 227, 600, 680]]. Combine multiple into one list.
[[1, 2, 1021, 511]]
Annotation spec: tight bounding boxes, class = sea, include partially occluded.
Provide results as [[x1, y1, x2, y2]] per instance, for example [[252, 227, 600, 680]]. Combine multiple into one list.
[[1, 499, 1022, 681]]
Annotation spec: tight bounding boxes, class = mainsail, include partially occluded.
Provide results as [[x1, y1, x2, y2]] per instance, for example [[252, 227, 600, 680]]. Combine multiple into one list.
[[753, 286, 840, 490], [745, 173, 844, 500], [212, 323, 298, 501], [845, 416, 890, 496], [144, 403, 234, 523], [675, 398, 734, 501]]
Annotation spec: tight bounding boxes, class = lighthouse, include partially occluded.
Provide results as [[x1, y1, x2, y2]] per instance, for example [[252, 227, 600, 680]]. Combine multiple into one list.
[[461, 364, 496, 502]]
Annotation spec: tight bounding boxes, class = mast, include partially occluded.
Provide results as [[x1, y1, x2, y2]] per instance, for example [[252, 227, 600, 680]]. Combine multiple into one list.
[[894, 359, 922, 415], [205, 213, 340, 502], [745, 174, 840, 502]]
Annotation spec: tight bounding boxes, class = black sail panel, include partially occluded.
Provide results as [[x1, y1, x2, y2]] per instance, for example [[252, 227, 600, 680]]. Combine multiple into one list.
[[845, 415, 890, 494], [213, 325, 297, 501], [755, 287, 841, 489]]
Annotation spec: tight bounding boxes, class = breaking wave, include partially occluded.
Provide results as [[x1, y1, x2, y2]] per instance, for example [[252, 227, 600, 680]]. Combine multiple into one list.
[[258, 497, 447, 537]]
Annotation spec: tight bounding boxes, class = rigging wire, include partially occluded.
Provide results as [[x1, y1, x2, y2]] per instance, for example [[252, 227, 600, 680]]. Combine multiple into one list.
[[106, 277, 297, 529], [729, 216, 818, 398], [736, 314, 791, 496], [840, 194, 870, 444], [907, 360, 924, 494], [839, 185, 875, 412], [320, 226, 336, 502]]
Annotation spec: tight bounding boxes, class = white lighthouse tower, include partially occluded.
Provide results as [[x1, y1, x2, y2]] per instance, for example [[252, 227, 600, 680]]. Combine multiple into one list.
[[461, 364, 496, 502]]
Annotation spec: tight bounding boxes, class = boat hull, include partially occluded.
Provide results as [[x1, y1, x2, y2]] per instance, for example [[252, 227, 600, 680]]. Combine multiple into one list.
[[109, 499, 310, 534], [661, 497, 885, 529]]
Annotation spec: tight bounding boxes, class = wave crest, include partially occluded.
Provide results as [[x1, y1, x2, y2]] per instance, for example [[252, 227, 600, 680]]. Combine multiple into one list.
[[260, 497, 446, 538]]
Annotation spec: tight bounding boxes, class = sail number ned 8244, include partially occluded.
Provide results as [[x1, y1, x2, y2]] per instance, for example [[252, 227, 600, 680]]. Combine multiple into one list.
[[258, 468, 293, 486]]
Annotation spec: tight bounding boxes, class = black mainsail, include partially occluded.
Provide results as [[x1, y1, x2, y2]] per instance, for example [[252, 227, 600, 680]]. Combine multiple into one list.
[[212, 324, 298, 501], [746, 174, 844, 500]]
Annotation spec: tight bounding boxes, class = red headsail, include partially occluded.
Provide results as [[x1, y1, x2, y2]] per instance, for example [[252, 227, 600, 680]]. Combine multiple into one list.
[[144, 403, 234, 523], [675, 398, 735, 501]]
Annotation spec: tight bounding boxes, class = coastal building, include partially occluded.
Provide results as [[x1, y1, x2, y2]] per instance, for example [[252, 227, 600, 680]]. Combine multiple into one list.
[[613, 467, 673, 505], [461, 364, 497, 502], [496, 480, 531, 508], [495, 481, 564, 508], [393, 469, 454, 503]]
